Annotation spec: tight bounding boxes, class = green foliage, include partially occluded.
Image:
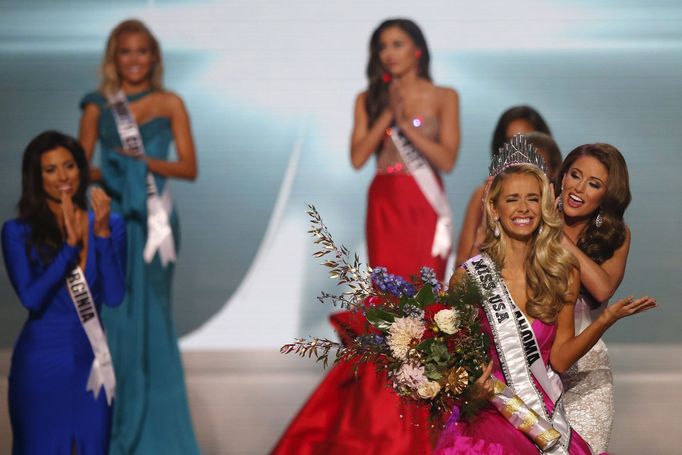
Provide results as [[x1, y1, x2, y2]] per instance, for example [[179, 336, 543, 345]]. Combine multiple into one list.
[[414, 283, 435, 307], [365, 307, 397, 332]]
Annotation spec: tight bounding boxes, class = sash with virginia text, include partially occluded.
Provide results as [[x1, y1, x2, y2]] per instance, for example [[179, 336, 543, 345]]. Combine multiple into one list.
[[66, 266, 116, 405]]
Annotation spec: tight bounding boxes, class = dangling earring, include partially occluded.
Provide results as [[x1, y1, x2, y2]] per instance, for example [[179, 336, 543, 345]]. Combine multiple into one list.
[[494, 221, 500, 238], [557, 197, 563, 212], [594, 211, 603, 228], [415, 49, 422, 58], [538, 224, 544, 235], [382, 72, 392, 84]]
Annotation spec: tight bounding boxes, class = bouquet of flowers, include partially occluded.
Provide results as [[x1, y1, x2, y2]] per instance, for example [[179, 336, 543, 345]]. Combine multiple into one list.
[[282, 206, 560, 449], [281, 205, 488, 420]]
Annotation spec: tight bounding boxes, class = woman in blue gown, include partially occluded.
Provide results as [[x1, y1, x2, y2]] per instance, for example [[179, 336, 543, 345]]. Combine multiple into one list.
[[2, 131, 126, 454], [78, 19, 200, 454]]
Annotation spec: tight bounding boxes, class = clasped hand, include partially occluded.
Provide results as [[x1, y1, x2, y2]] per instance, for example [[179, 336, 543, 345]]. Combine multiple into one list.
[[61, 187, 112, 246]]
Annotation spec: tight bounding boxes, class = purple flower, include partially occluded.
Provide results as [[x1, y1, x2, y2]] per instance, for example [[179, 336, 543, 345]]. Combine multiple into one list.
[[420, 266, 442, 294], [371, 267, 417, 298]]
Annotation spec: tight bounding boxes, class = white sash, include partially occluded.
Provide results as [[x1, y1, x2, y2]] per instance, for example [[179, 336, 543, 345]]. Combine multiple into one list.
[[66, 266, 116, 405], [464, 254, 580, 454], [108, 90, 176, 266], [389, 127, 452, 259]]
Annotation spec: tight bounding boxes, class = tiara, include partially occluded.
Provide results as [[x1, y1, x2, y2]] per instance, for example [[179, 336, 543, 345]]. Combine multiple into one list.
[[489, 134, 547, 177]]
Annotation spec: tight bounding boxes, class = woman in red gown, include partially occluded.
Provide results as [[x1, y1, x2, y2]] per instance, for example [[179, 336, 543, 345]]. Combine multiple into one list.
[[272, 18, 460, 454]]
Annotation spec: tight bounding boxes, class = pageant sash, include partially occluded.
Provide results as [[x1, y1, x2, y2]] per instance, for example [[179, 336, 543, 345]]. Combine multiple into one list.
[[464, 254, 577, 454], [66, 266, 116, 405], [389, 126, 452, 259], [108, 90, 176, 266]]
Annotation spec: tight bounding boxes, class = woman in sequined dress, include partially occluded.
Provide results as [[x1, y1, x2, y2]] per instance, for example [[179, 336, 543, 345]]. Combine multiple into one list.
[[271, 18, 459, 454], [556, 144, 634, 454]]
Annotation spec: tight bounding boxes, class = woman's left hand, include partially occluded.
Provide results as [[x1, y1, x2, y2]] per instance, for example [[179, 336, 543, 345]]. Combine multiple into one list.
[[602, 295, 657, 325], [90, 187, 112, 237]]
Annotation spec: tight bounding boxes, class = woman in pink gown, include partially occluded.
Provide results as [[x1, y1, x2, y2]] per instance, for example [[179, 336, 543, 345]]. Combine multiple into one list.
[[437, 149, 655, 454]]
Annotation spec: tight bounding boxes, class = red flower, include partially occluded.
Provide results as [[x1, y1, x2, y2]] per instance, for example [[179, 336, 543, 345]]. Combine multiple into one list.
[[365, 296, 382, 307], [424, 303, 447, 322], [422, 327, 438, 340]]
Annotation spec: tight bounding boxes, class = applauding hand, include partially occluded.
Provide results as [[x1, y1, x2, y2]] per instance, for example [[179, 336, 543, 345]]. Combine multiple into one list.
[[61, 192, 85, 247], [388, 80, 404, 126], [90, 187, 112, 238]]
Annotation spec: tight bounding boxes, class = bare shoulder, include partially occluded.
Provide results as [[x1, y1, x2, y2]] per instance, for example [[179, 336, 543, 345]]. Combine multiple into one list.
[[81, 102, 101, 118], [472, 184, 485, 199], [435, 85, 459, 102], [618, 223, 632, 253], [157, 91, 186, 110]]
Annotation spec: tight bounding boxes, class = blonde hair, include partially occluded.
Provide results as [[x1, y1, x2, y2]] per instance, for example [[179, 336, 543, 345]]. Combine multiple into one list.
[[99, 19, 164, 96], [482, 164, 577, 323]]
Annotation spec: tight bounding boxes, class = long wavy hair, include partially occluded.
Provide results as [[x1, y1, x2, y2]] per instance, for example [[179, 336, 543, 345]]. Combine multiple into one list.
[[557, 143, 631, 265], [482, 164, 578, 323], [18, 131, 89, 264], [365, 18, 431, 127], [491, 106, 551, 158], [100, 19, 164, 96]]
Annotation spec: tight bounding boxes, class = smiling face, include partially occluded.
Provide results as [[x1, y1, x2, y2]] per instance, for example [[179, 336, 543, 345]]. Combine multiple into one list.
[[41, 146, 80, 201], [378, 26, 420, 77], [561, 155, 608, 219], [115, 31, 155, 86], [492, 173, 543, 242]]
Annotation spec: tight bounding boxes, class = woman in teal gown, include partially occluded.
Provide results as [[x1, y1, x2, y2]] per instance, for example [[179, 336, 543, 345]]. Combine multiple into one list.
[[78, 19, 200, 454]]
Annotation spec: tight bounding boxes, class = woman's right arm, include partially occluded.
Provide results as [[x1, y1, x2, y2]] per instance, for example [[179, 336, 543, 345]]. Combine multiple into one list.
[[551, 267, 656, 373], [78, 103, 102, 181], [561, 226, 631, 303], [350, 92, 394, 169], [1, 222, 80, 313], [455, 185, 485, 267]]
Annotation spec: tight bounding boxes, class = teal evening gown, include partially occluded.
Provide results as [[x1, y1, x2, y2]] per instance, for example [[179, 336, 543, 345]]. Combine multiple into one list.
[[80, 90, 200, 454]]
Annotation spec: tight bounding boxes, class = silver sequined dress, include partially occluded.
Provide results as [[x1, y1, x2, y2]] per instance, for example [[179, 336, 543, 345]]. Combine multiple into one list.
[[562, 295, 614, 454]]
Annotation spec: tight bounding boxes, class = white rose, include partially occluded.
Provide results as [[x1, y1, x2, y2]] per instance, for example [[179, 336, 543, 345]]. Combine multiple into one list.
[[417, 380, 442, 399], [434, 309, 460, 335]]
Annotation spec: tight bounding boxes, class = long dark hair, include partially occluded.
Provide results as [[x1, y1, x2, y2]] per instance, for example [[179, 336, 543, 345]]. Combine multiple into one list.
[[557, 143, 631, 265], [365, 18, 431, 127], [18, 131, 89, 264], [491, 106, 551, 157], [525, 132, 562, 176]]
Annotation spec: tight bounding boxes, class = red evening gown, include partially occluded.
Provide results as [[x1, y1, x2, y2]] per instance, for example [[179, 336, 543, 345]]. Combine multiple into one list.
[[271, 118, 448, 454]]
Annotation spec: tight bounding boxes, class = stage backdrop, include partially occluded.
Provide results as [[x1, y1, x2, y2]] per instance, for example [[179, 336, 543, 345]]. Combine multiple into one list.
[[0, 0, 680, 349]]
